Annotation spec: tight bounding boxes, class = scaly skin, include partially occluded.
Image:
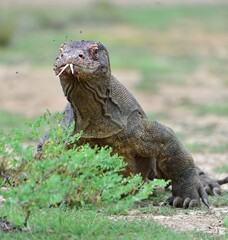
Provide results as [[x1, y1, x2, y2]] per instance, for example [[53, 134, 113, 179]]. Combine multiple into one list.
[[37, 40, 227, 208]]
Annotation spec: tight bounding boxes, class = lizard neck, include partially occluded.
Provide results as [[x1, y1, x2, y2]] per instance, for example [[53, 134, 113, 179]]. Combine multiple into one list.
[[60, 75, 123, 138], [70, 76, 109, 120]]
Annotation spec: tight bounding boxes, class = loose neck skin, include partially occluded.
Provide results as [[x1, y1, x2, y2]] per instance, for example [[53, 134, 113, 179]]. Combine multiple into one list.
[[60, 72, 110, 117], [59, 73, 123, 138]]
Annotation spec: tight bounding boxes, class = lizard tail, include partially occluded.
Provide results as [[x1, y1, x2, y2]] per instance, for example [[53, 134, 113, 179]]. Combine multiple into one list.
[[217, 176, 228, 185]]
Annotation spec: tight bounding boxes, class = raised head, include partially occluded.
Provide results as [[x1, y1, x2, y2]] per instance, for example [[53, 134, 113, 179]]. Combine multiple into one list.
[[54, 40, 111, 80]]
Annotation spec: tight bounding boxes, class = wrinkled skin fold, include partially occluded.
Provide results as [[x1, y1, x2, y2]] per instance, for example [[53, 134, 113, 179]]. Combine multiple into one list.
[[37, 40, 228, 208]]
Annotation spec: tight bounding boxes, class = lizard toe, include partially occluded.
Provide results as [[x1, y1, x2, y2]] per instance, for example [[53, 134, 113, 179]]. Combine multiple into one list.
[[204, 186, 212, 195], [164, 195, 175, 206], [212, 187, 221, 196], [183, 198, 191, 209], [173, 196, 183, 208], [198, 170, 222, 196], [188, 199, 200, 208]]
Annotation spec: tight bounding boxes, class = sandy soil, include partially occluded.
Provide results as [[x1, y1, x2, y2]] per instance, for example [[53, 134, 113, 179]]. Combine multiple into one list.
[[109, 206, 228, 235]]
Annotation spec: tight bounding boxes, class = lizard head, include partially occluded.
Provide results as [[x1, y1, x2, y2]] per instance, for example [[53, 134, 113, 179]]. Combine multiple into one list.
[[54, 40, 111, 80]]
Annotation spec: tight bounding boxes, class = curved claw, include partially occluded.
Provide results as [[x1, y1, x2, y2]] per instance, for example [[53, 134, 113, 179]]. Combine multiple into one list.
[[202, 197, 210, 208], [199, 184, 210, 208]]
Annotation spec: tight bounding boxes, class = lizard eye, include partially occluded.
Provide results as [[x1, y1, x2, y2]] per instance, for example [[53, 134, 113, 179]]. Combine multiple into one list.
[[93, 48, 98, 54], [91, 48, 99, 60], [89, 45, 99, 60]]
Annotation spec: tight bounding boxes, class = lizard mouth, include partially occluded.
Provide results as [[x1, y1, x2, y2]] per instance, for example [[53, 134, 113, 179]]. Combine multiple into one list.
[[57, 63, 75, 77], [55, 62, 100, 78]]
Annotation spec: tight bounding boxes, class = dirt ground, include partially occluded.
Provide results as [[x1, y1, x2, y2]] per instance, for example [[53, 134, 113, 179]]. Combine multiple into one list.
[[109, 206, 228, 236], [0, 64, 227, 236]]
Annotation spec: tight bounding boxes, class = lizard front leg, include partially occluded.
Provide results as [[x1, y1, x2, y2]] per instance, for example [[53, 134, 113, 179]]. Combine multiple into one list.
[[133, 119, 209, 208]]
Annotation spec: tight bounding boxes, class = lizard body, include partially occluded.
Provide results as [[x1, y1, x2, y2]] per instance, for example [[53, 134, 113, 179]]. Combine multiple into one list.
[[37, 40, 227, 208]]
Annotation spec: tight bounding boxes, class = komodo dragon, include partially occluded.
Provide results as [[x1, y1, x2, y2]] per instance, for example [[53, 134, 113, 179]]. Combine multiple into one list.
[[36, 40, 228, 208]]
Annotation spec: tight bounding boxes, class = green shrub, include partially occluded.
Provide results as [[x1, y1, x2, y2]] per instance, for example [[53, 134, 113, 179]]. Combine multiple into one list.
[[0, 111, 167, 226]]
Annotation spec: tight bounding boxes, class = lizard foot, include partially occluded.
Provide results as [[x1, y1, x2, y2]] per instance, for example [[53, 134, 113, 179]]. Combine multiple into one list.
[[200, 173, 221, 196], [196, 168, 228, 196], [165, 170, 209, 208]]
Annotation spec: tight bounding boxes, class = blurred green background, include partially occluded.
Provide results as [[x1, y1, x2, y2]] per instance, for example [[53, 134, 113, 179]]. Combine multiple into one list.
[[0, 0, 227, 155], [1, 1, 228, 70]]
